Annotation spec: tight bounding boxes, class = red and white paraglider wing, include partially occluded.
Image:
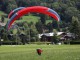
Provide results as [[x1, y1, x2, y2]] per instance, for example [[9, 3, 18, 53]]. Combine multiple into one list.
[[8, 7, 25, 18], [7, 6, 60, 30]]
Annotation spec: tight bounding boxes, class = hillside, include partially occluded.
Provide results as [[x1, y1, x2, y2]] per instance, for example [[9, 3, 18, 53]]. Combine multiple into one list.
[[0, 11, 52, 26], [0, 0, 80, 22]]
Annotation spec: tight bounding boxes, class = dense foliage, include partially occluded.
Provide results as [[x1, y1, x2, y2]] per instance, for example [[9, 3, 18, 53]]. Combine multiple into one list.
[[0, 0, 80, 44], [0, 0, 80, 22]]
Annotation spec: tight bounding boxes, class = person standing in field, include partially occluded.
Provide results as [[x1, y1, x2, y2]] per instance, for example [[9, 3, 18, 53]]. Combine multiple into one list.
[[36, 48, 42, 55]]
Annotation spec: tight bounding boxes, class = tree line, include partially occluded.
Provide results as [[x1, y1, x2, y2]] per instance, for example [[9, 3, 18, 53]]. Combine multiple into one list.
[[0, 0, 80, 44], [0, 0, 80, 22]]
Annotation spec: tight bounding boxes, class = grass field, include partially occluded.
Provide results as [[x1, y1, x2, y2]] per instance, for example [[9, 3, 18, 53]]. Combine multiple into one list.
[[16, 16, 40, 23], [0, 11, 6, 16], [0, 45, 80, 60], [16, 16, 52, 24]]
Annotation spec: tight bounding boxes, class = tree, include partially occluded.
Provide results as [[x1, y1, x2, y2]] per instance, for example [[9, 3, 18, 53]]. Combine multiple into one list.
[[76, 2, 80, 10], [52, 29, 59, 44], [52, 2, 60, 11], [39, 14, 46, 24], [16, 0, 30, 7], [1, 15, 5, 23], [52, 20, 58, 29], [69, 16, 80, 39], [65, 7, 79, 22], [47, 22, 53, 32], [6, 0, 17, 13], [29, 22, 38, 42], [36, 21, 44, 33]]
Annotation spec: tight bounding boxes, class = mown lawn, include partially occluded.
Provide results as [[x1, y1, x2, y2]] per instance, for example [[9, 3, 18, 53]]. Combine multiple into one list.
[[16, 15, 52, 24], [16, 16, 40, 23], [0, 45, 80, 60]]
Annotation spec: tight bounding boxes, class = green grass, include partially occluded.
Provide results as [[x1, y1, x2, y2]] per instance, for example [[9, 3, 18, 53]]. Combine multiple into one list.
[[0, 11, 8, 23], [46, 19, 52, 24], [16, 16, 40, 24], [16, 16, 53, 24], [0, 11, 6, 16], [0, 45, 80, 60]]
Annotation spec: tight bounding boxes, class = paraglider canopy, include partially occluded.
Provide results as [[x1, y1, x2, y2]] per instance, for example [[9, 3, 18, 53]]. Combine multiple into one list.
[[7, 6, 60, 30], [8, 7, 25, 19]]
